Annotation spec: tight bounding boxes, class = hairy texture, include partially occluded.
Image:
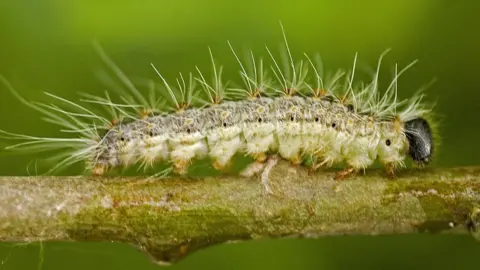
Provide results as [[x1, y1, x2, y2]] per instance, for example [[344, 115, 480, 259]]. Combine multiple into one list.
[[0, 25, 436, 178], [97, 96, 407, 175], [1, 162, 480, 265]]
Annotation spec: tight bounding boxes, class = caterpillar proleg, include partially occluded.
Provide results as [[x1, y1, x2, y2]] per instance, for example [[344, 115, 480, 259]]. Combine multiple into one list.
[[0, 25, 436, 192]]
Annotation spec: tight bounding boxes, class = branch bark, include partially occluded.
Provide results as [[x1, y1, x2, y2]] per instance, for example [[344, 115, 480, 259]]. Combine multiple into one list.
[[1, 162, 480, 265]]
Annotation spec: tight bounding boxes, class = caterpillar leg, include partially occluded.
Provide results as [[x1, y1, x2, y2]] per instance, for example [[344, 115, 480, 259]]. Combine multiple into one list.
[[173, 159, 190, 175], [310, 157, 324, 173], [253, 152, 267, 163], [239, 154, 279, 194], [309, 155, 332, 174], [334, 167, 358, 181], [211, 156, 234, 172], [92, 165, 106, 176], [385, 163, 396, 179], [212, 160, 228, 171], [289, 154, 302, 166], [260, 155, 279, 195]]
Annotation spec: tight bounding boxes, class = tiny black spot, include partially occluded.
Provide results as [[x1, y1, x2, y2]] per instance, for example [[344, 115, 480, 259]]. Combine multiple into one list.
[[223, 122, 227, 127], [258, 118, 262, 123], [149, 131, 154, 137], [315, 117, 320, 122], [386, 139, 391, 146], [186, 128, 191, 133], [331, 123, 336, 128], [120, 137, 125, 141], [290, 116, 295, 121]]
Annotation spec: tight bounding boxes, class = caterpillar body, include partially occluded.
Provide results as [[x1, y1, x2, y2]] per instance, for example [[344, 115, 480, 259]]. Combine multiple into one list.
[[0, 26, 435, 192]]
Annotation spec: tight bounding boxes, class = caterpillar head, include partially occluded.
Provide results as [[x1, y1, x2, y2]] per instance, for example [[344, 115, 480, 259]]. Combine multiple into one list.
[[404, 117, 433, 166]]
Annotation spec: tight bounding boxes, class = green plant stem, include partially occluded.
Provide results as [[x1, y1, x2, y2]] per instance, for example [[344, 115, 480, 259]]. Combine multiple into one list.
[[1, 162, 480, 264]]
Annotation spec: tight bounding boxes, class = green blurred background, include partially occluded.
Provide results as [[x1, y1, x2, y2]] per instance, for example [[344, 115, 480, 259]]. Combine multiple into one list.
[[1, 0, 480, 269]]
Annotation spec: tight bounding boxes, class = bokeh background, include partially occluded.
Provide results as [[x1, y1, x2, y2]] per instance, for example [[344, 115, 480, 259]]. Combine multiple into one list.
[[1, 0, 480, 269]]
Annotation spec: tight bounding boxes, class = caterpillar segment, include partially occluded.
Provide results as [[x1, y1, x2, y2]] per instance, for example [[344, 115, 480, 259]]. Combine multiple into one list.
[[0, 26, 436, 195]]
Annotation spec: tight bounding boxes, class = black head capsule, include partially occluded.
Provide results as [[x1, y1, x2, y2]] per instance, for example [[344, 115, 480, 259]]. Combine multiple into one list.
[[404, 118, 434, 165]]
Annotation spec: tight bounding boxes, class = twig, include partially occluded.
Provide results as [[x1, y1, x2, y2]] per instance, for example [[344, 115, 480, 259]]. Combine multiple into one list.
[[1, 161, 479, 265]]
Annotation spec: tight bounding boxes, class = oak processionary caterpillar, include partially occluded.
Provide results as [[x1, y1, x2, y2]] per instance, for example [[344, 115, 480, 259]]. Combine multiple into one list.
[[0, 26, 436, 193]]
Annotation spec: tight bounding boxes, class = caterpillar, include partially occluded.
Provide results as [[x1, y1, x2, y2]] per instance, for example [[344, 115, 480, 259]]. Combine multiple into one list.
[[0, 25, 436, 192]]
